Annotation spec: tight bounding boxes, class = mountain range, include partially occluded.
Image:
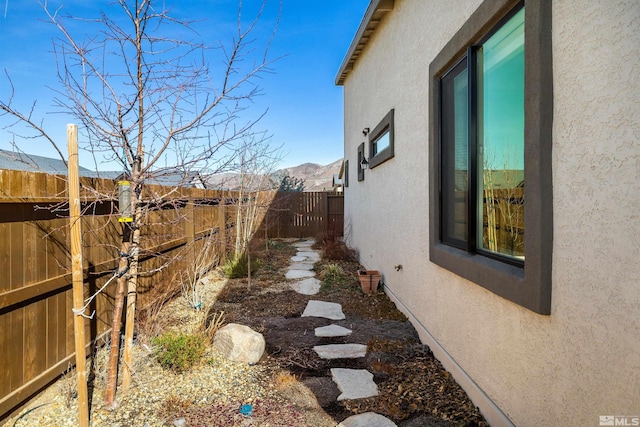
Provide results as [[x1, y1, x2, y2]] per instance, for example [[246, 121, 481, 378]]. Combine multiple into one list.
[[279, 159, 342, 191], [205, 159, 342, 192]]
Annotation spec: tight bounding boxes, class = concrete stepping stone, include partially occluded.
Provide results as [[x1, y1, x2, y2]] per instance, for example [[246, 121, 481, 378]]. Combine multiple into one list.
[[296, 251, 321, 261], [331, 368, 378, 400], [314, 324, 352, 337], [313, 344, 366, 359], [290, 255, 309, 262], [337, 412, 397, 427], [290, 278, 322, 295], [302, 300, 345, 320], [289, 262, 315, 270], [294, 244, 314, 250], [285, 269, 316, 280]]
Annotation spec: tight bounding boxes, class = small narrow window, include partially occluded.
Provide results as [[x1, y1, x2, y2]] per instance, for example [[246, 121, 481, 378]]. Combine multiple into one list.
[[344, 160, 350, 187], [357, 143, 365, 181], [368, 109, 394, 168]]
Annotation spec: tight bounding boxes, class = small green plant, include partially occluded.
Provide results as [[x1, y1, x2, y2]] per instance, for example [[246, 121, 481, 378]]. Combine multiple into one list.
[[267, 239, 288, 250], [320, 263, 350, 290], [152, 332, 206, 372], [222, 252, 262, 279]]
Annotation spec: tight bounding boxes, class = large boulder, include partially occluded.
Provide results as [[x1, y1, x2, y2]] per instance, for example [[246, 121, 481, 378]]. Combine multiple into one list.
[[212, 323, 265, 364]]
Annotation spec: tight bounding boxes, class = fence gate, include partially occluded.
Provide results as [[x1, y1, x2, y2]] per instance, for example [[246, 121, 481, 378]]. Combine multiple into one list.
[[265, 191, 344, 239]]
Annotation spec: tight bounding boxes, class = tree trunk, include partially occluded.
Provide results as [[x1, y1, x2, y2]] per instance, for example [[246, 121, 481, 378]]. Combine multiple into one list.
[[104, 227, 131, 408], [247, 247, 252, 290]]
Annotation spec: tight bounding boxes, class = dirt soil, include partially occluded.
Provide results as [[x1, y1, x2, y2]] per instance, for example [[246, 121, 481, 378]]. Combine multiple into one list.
[[206, 240, 489, 426]]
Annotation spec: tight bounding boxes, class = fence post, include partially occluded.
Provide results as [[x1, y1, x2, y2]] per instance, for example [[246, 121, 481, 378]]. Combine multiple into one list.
[[67, 124, 89, 427]]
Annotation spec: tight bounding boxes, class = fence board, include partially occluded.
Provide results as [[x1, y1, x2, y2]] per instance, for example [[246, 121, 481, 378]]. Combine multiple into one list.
[[0, 313, 9, 397]]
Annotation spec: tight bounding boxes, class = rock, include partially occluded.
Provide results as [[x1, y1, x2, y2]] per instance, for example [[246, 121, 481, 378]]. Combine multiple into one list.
[[173, 418, 186, 427], [297, 251, 321, 261], [290, 277, 322, 295], [285, 269, 316, 279], [313, 344, 367, 359], [314, 324, 352, 337], [289, 262, 315, 270], [212, 323, 265, 364], [302, 300, 345, 320], [331, 368, 378, 400], [338, 412, 397, 427]]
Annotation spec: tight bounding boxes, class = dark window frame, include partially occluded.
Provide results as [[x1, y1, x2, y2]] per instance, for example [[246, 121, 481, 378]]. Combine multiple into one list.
[[368, 109, 395, 169], [344, 159, 349, 187], [357, 143, 365, 182], [428, 0, 553, 314]]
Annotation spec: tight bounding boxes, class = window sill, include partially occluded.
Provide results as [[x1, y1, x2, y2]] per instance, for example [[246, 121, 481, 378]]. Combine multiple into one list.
[[369, 148, 394, 169]]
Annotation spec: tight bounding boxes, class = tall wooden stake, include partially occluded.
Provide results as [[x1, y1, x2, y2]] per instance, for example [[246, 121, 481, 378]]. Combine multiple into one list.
[[68, 124, 90, 427]]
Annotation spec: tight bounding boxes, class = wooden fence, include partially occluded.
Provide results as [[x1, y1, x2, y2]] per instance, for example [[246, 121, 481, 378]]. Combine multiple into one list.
[[0, 169, 343, 420], [263, 191, 344, 239]]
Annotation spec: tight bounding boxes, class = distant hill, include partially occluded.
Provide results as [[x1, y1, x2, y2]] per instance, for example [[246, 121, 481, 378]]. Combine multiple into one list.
[[280, 159, 342, 192], [0, 147, 342, 192], [204, 159, 342, 192]]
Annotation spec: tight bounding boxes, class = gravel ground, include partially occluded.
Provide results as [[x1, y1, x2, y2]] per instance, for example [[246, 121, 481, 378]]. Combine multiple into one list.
[[4, 266, 334, 427]]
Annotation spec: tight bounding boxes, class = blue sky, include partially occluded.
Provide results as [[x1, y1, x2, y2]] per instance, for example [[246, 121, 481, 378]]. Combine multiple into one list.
[[0, 0, 369, 169]]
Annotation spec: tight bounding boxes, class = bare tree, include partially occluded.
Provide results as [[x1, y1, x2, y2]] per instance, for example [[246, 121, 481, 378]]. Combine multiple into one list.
[[482, 147, 524, 257], [1, 0, 279, 408], [230, 135, 282, 288]]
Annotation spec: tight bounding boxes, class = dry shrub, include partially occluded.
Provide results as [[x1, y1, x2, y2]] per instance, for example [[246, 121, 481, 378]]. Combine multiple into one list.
[[314, 229, 340, 247], [323, 240, 358, 261], [272, 371, 300, 390], [158, 394, 193, 419], [137, 277, 183, 343], [315, 230, 358, 261], [58, 363, 78, 408], [248, 237, 267, 255], [202, 310, 226, 341]]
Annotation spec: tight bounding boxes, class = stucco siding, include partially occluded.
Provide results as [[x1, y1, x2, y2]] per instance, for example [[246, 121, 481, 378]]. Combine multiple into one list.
[[341, 0, 640, 426]]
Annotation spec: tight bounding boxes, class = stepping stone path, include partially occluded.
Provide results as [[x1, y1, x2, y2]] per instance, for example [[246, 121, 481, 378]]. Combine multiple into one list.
[[285, 239, 397, 427], [290, 277, 322, 295]]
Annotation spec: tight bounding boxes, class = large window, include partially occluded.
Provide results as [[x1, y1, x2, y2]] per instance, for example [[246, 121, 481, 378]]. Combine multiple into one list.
[[429, 0, 552, 314], [441, 6, 525, 262]]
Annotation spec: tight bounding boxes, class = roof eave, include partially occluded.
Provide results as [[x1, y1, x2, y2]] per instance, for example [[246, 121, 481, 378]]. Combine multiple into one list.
[[335, 0, 395, 86]]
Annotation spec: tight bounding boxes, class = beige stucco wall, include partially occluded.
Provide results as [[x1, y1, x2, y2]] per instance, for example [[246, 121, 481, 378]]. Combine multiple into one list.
[[341, 0, 640, 425]]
